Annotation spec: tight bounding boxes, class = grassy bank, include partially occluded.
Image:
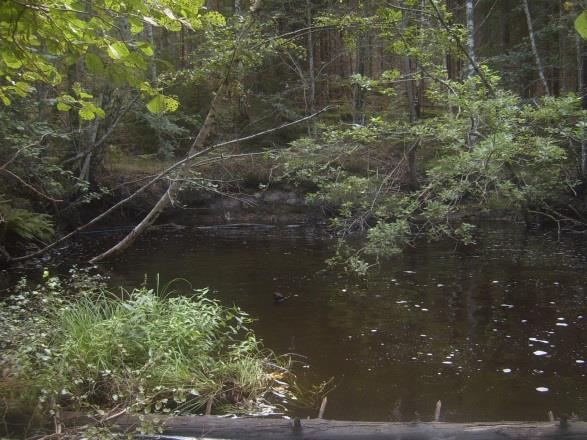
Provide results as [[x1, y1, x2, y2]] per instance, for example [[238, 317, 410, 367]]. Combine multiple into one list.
[[0, 271, 289, 439]]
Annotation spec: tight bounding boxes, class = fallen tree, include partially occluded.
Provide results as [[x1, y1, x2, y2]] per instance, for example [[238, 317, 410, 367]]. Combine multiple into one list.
[[64, 413, 587, 440]]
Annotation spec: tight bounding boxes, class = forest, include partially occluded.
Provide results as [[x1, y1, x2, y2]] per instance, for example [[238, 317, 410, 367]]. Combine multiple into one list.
[[1, 0, 587, 439]]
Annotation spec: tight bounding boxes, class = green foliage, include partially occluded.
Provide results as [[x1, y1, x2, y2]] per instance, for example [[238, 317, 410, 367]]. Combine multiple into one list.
[[0, 272, 288, 425], [0, 202, 54, 242], [284, 70, 583, 274], [0, 0, 221, 115]]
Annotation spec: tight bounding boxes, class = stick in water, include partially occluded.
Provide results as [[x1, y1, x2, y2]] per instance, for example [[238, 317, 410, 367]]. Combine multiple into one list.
[[318, 396, 328, 419], [435, 400, 442, 422]]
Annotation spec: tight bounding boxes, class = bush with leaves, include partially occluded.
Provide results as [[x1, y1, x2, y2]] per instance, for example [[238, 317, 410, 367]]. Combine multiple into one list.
[[283, 73, 585, 274]]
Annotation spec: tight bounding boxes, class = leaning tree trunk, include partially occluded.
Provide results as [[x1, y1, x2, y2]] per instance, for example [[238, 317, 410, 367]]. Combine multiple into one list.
[[522, 0, 550, 96], [90, 87, 225, 263]]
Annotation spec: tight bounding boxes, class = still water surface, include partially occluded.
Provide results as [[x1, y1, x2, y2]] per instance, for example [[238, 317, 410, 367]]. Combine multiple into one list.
[[104, 222, 587, 422]]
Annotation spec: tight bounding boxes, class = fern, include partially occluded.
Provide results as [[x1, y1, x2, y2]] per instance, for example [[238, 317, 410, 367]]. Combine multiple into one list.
[[0, 202, 54, 243]]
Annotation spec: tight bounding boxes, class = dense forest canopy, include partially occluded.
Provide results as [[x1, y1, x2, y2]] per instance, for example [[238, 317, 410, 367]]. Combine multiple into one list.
[[0, 0, 586, 271]]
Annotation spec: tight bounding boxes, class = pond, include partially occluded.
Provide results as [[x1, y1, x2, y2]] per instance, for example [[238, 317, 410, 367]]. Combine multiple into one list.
[[101, 222, 587, 422]]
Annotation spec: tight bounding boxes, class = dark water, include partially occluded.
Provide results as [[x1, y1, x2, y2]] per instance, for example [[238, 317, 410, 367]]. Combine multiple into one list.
[[102, 222, 587, 422]]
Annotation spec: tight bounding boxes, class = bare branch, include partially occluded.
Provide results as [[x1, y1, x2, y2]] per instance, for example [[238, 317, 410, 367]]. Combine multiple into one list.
[[0, 169, 63, 203]]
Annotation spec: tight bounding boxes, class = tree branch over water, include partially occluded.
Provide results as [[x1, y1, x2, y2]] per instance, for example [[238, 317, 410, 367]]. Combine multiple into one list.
[[9, 107, 332, 265]]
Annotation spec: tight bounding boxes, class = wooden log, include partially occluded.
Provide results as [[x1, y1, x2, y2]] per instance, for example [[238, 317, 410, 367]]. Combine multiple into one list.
[[63, 413, 587, 440]]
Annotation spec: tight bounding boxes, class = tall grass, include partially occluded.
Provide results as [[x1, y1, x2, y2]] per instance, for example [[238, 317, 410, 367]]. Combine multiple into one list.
[[0, 274, 287, 428]]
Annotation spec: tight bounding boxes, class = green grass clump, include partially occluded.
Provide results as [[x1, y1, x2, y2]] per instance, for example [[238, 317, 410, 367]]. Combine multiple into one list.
[[0, 273, 287, 429]]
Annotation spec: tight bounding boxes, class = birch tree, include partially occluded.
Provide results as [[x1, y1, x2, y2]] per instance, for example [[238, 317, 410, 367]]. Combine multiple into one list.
[[522, 0, 551, 95]]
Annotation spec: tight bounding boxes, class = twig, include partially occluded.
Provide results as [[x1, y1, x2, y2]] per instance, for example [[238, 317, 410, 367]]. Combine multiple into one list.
[[0, 168, 63, 202]]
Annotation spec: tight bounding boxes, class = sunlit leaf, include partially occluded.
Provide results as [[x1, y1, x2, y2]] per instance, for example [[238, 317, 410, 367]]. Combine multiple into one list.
[[146, 95, 165, 113], [2, 51, 22, 69], [57, 102, 72, 112], [164, 96, 179, 112], [107, 42, 130, 60], [575, 11, 587, 39], [79, 107, 95, 120]]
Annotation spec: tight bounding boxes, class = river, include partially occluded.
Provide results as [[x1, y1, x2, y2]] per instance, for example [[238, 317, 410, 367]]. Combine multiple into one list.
[[98, 222, 587, 422]]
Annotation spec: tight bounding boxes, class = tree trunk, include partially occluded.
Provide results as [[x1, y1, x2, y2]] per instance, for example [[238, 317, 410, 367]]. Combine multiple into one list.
[[465, 0, 476, 78], [402, 3, 421, 190], [578, 35, 587, 179], [522, 0, 550, 96], [90, 87, 225, 263], [557, 0, 566, 95], [306, 0, 316, 135], [146, 24, 157, 86], [79, 93, 103, 182], [404, 59, 418, 188]]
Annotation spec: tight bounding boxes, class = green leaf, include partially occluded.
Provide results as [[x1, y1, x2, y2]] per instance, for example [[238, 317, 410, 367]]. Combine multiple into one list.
[[164, 96, 179, 112], [94, 107, 106, 118], [146, 95, 180, 113], [13, 81, 32, 97], [85, 53, 104, 73], [107, 42, 130, 60], [79, 107, 96, 120], [129, 17, 144, 34], [138, 43, 154, 56], [0, 91, 12, 105], [1, 51, 23, 69], [575, 11, 587, 39], [146, 95, 165, 113], [57, 102, 72, 112]]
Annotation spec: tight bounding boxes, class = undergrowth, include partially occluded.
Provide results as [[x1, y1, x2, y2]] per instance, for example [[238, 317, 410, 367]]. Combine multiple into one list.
[[0, 270, 289, 438]]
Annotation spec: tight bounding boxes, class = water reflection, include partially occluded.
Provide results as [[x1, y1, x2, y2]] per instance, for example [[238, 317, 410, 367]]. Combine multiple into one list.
[[103, 222, 587, 422]]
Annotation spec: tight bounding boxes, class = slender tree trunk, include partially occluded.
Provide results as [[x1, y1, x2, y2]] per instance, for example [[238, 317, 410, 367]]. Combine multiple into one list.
[[306, 0, 316, 135], [146, 24, 157, 86], [522, 0, 551, 95], [402, 4, 419, 190], [145, 23, 166, 158], [90, 87, 225, 263], [180, 24, 186, 68], [465, 0, 476, 78], [79, 93, 103, 182], [406, 80, 419, 189], [558, 0, 566, 95], [578, 35, 587, 179]]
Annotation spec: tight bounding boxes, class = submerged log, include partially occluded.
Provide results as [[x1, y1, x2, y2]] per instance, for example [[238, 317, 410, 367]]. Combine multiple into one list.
[[64, 413, 587, 439]]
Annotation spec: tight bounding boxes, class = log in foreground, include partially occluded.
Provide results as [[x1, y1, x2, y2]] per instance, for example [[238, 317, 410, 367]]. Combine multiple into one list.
[[64, 414, 587, 439]]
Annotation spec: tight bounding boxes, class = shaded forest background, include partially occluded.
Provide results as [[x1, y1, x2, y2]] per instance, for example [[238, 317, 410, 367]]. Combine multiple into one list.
[[1, 0, 586, 268]]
